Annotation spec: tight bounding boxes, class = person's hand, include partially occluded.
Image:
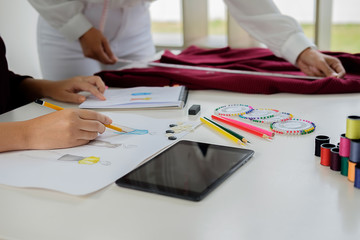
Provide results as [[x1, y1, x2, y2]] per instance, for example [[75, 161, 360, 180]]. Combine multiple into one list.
[[43, 76, 107, 103], [296, 47, 346, 78], [24, 109, 112, 149], [79, 27, 118, 64]]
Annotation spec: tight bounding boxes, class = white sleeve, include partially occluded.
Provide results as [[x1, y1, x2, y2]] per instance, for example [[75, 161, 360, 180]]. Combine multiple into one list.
[[28, 0, 93, 41], [223, 0, 316, 65]]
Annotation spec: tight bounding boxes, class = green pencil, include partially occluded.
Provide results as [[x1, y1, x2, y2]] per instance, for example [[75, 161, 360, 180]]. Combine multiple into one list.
[[204, 117, 250, 144]]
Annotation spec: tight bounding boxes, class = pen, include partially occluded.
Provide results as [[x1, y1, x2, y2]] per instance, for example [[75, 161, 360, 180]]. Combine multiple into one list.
[[35, 99, 123, 133], [211, 115, 273, 139], [204, 117, 249, 144], [200, 117, 244, 145]]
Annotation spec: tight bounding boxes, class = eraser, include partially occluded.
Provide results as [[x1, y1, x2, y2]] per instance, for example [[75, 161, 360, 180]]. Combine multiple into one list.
[[188, 104, 201, 115]]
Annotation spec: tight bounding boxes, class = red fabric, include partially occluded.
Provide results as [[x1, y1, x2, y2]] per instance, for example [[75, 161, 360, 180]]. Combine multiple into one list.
[[96, 46, 360, 94]]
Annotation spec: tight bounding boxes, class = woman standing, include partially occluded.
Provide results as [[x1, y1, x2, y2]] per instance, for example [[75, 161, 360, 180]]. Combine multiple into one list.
[[28, 0, 345, 80]]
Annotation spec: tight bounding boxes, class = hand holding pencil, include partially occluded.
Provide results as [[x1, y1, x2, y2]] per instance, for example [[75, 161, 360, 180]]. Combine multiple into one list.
[[20, 108, 113, 150], [35, 99, 123, 132], [28, 99, 124, 150]]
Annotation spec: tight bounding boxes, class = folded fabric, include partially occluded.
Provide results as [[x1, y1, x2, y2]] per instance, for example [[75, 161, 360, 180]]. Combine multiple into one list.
[[97, 46, 360, 94]]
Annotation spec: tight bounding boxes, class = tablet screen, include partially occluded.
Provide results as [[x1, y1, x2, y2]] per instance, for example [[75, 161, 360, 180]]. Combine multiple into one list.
[[116, 140, 254, 201]]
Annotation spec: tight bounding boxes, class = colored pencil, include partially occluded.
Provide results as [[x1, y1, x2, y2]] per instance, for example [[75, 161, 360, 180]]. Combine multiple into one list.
[[211, 115, 274, 139], [200, 117, 244, 145], [35, 99, 124, 133], [203, 117, 249, 144]]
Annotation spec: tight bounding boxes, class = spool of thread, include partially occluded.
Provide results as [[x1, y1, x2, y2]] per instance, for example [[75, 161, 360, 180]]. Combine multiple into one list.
[[348, 160, 356, 182], [320, 143, 335, 166], [346, 115, 360, 140], [341, 156, 349, 176], [330, 147, 341, 171], [354, 164, 360, 189], [339, 133, 351, 157], [349, 140, 360, 164], [315, 135, 330, 157]]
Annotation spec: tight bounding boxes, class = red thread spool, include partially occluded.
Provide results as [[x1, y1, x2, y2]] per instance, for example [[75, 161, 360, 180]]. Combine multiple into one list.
[[320, 143, 336, 166]]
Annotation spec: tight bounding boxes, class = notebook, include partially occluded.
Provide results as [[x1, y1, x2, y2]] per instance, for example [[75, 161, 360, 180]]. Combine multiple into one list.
[[79, 86, 188, 109]]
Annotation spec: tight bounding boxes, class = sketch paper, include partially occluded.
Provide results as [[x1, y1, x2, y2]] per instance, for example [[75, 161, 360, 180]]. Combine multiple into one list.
[[0, 113, 200, 195], [79, 86, 185, 109]]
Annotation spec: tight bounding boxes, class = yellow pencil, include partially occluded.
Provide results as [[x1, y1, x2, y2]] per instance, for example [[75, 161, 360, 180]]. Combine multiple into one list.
[[35, 99, 123, 133], [41, 101, 64, 111], [104, 124, 123, 132], [200, 117, 244, 145]]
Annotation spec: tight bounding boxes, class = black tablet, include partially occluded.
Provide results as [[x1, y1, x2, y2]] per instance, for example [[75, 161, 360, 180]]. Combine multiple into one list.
[[116, 140, 254, 201]]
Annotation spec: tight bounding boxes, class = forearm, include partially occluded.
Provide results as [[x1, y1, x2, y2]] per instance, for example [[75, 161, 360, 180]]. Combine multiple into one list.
[[19, 76, 107, 104], [19, 78, 73, 102], [0, 121, 31, 152], [18, 78, 50, 102]]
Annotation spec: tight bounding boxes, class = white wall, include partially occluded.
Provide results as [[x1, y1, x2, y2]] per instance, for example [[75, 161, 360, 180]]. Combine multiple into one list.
[[0, 0, 42, 78]]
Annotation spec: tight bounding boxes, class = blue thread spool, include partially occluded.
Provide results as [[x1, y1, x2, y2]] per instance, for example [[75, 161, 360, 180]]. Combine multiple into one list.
[[350, 140, 360, 164], [354, 163, 360, 189]]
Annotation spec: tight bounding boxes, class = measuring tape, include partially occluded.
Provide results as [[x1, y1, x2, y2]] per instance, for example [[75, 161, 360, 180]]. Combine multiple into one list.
[[117, 59, 322, 80], [148, 62, 322, 80]]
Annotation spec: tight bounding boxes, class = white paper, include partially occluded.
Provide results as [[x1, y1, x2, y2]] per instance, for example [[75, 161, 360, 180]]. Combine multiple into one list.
[[0, 113, 200, 195], [79, 86, 184, 109]]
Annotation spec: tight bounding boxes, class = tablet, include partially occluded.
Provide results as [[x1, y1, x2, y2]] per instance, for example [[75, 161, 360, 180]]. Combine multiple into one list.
[[116, 140, 254, 201]]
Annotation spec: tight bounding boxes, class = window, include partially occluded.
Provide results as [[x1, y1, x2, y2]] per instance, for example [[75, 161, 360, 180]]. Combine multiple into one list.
[[207, 0, 227, 48], [150, 0, 360, 53], [150, 0, 183, 49], [331, 0, 360, 53], [274, 0, 315, 42]]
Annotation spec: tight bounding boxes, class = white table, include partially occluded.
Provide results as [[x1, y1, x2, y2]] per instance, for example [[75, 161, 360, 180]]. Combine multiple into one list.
[[1, 90, 360, 240]]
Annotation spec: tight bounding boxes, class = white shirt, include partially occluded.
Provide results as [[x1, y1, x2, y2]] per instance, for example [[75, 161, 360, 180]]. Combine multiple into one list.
[[224, 0, 315, 65], [28, 0, 315, 65], [28, 0, 154, 41]]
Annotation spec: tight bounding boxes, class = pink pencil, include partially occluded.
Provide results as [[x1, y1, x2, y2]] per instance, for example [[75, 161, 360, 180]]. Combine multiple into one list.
[[211, 115, 274, 138]]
